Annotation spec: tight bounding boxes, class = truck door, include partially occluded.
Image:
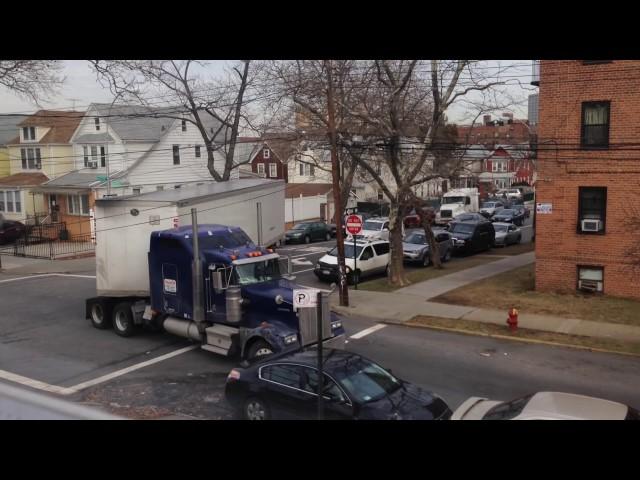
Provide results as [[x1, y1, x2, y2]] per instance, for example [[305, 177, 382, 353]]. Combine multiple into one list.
[[162, 263, 180, 313]]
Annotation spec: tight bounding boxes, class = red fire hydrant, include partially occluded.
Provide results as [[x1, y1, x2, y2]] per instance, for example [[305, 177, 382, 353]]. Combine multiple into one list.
[[507, 307, 519, 332]]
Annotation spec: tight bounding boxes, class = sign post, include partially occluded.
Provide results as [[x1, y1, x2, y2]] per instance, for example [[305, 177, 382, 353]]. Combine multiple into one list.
[[345, 215, 363, 289]]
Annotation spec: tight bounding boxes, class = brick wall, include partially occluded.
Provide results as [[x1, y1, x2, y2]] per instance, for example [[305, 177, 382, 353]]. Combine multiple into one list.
[[535, 60, 640, 300]]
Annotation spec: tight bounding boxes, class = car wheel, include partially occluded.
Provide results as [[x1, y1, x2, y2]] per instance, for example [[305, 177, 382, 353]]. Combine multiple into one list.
[[422, 253, 431, 268], [112, 302, 136, 337], [246, 339, 274, 360], [349, 270, 361, 285], [244, 397, 271, 420], [325, 232, 331, 241], [443, 249, 452, 262], [517, 235, 522, 244], [305, 235, 311, 244], [90, 301, 111, 330]]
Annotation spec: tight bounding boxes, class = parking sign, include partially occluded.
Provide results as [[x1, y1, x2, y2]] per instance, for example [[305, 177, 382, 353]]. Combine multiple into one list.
[[293, 289, 320, 308]]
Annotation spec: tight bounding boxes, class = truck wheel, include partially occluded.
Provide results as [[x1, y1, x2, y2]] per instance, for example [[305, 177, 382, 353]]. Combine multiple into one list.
[[244, 397, 271, 420], [112, 302, 136, 337], [90, 302, 111, 330], [246, 339, 274, 360]]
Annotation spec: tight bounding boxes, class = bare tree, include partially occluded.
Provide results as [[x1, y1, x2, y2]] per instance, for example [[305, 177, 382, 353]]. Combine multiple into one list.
[[91, 60, 262, 181], [0, 60, 64, 104]]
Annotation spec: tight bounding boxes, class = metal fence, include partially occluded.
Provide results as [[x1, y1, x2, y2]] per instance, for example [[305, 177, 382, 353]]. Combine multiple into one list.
[[0, 222, 95, 260]]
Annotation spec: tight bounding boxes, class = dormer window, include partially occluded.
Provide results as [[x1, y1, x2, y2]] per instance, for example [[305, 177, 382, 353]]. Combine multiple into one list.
[[263, 148, 270, 159], [182, 119, 187, 132], [95, 118, 101, 131], [22, 126, 36, 141]]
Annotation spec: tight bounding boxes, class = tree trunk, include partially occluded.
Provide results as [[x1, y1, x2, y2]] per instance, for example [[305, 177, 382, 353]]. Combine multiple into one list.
[[413, 197, 442, 269], [387, 202, 409, 287]]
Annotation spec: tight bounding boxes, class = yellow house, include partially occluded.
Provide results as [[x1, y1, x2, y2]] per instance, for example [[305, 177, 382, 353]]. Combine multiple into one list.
[[0, 114, 29, 177], [0, 110, 83, 221]]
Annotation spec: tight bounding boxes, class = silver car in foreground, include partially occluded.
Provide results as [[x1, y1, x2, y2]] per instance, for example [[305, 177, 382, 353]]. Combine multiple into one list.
[[451, 392, 640, 420], [402, 229, 452, 267], [492, 222, 521, 246]]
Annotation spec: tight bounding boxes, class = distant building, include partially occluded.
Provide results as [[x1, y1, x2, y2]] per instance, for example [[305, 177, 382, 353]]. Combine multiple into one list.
[[528, 94, 539, 125]]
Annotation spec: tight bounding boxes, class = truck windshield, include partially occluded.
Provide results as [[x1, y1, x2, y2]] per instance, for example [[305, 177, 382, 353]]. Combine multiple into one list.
[[234, 259, 282, 285], [199, 230, 252, 249], [328, 244, 364, 258], [442, 196, 465, 204]]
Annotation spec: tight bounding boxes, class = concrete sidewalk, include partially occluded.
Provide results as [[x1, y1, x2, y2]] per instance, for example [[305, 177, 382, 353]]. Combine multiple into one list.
[[0, 254, 96, 276], [396, 251, 535, 299]]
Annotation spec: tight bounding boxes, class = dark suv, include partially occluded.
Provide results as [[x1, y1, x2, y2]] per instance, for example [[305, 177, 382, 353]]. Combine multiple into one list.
[[285, 221, 332, 244], [449, 221, 495, 255]]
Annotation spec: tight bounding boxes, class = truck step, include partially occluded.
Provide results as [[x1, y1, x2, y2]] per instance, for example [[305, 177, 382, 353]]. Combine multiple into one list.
[[201, 344, 231, 356], [205, 324, 238, 353]]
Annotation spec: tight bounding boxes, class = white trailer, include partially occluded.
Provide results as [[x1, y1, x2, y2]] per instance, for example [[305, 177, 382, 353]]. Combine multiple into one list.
[[94, 178, 285, 297]]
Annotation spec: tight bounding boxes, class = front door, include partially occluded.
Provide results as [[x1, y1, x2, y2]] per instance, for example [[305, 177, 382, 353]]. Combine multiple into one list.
[[49, 194, 59, 222], [299, 367, 353, 420], [258, 364, 309, 419]]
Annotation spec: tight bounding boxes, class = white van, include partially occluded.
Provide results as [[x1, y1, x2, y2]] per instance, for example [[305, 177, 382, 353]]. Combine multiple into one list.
[[314, 239, 390, 284]]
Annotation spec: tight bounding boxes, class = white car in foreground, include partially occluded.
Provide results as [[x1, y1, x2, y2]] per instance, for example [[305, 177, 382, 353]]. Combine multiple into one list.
[[451, 392, 639, 420]]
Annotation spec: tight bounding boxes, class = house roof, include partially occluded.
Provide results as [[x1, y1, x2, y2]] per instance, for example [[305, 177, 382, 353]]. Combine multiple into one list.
[[40, 171, 105, 188], [90, 103, 224, 143], [74, 133, 115, 143], [11, 110, 84, 144], [285, 183, 333, 198], [0, 172, 49, 187], [0, 115, 28, 145]]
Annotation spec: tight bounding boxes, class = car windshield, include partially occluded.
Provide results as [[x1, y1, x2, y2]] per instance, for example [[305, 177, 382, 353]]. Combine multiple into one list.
[[405, 232, 427, 245], [199, 230, 252, 249], [292, 223, 310, 230], [443, 196, 465, 204], [233, 259, 282, 286], [450, 223, 475, 234], [494, 225, 509, 233], [328, 244, 364, 258], [332, 357, 402, 403], [363, 221, 384, 231], [500, 209, 515, 215], [483, 394, 534, 420], [482, 202, 497, 208]]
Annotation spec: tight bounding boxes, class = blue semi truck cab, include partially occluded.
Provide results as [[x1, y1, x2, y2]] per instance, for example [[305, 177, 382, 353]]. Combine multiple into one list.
[[86, 224, 346, 361]]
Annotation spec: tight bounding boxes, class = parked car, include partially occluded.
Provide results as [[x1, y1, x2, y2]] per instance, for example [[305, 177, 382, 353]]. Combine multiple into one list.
[[402, 229, 453, 267], [326, 223, 337, 238], [451, 391, 640, 420], [403, 206, 437, 228], [492, 222, 522, 247], [496, 188, 522, 200], [479, 201, 505, 218], [347, 217, 393, 241], [225, 348, 453, 420], [492, 208, 525, 226], [452, 212, 489, 223], [449, 221, 495, 255], [315, 239, 390, 285], [513, 204, 530, 219], [0, 218, 27, 245], [285, 221, 332, 244]]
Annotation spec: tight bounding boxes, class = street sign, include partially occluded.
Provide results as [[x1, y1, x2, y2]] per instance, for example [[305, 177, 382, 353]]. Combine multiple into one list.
[[536, 202, 552, 214], [345, 214, 363, 235], [293, 289, 320, 308]]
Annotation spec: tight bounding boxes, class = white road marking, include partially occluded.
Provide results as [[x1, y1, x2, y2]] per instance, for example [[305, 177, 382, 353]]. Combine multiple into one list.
[[55, 274, 96, 279], [0, 368, 70, 395], [291, 258, 313, 266], [349, 324, 387, 339], [63, 345, 200, 394], [292, 267, 315, 274], [0, 273, 96, 284]]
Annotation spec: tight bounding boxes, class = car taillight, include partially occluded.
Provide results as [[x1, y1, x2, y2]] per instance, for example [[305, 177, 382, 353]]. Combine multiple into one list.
[[227, 369, 241, 382]]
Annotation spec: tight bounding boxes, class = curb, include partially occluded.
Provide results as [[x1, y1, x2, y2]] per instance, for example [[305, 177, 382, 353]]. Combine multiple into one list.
[[393, 321, 640, 358]]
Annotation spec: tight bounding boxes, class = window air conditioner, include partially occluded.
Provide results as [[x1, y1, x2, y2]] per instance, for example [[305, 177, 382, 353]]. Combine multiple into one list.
[[581, 219, 601, 232], [578, 279, 601, 292]]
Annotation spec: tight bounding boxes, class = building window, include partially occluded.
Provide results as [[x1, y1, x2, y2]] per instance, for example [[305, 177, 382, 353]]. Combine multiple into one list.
[[68, 194, 90, 216], [156, 185, 164, 191], [95, 118, 100, 131], [257, 163, 265, 176], [195, 145, 201, 158], [174, 185, 181, 189], [581, 101, 610, 148], [100, 146, 106, 167], [577, 266, 604, 293], [182, 119, 187, 132], [173, 145, 180, 165], [263, 148, 270, 159], [269, 163, 277, 178], [377, 190, 384, 201], [578, 187, 606, 234], [310, 164, 315, 176], [22, 126, 36, 141], [299, 162, 304, 176], [582, 60, 612, 65], [83, 146, 89, 167], [90, 145, 98, 167], [133, 188, 141, 195], [21, 148, 41, 169], [0, 190, 22, 213]]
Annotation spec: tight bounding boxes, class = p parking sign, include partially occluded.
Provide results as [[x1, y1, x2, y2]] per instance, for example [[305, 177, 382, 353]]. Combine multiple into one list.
[[293, 289, 320, 309]]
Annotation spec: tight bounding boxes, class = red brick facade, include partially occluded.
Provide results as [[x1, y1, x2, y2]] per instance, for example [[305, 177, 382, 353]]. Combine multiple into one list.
[[251, 144, 288, 182], [535, 60, 640, 300]]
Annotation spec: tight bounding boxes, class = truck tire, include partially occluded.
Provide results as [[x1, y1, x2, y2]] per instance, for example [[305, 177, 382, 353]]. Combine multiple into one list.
[[243, 396, 271, 420], [90, 301, 111, 330], [246, 339, 274, 360], [112, 302, 136, 337]]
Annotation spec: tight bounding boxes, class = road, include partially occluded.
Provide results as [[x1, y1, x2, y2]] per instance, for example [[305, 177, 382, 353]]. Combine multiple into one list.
[[1, 263, 638, 419]]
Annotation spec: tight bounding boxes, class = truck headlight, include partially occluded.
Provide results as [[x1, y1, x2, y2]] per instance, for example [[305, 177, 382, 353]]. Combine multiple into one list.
[[284, 334, 298, 345], [331, 321, 342, 329]]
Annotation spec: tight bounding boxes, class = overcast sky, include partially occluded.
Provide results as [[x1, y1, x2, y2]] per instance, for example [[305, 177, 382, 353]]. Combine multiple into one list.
[[0, 60, 536, 124]]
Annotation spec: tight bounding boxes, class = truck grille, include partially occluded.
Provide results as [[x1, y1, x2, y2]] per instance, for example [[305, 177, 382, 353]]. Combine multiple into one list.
[[297, 295, 332, 346], [440, 210, 452, 218]]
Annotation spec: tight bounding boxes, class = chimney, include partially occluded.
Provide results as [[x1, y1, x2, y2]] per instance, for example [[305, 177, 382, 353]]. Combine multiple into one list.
[[483, 115, 492, 126]]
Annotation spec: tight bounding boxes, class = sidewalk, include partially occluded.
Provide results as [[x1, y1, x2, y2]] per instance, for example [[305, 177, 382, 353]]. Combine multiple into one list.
[[331, 252, 640, 344], [0, 254, 96, 276]]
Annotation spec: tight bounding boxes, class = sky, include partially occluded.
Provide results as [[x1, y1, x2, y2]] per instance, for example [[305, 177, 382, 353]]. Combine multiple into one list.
[[0, 60, 537, 124]]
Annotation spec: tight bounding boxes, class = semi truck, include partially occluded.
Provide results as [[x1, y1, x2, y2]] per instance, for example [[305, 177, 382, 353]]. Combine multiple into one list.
[[85, 179, 346, 361], [435, 188, 480, 225]]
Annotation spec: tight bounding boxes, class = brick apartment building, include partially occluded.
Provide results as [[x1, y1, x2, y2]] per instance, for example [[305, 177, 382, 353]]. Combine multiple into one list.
[[535, 60, 640, 300]]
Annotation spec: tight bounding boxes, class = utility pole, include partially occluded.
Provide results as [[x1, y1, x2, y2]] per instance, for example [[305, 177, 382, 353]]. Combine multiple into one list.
[[325, 60, 349, 307]]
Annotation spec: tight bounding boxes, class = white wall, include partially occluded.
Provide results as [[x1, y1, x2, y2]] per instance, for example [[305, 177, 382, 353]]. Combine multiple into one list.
[[285, 194, 331, 224]]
